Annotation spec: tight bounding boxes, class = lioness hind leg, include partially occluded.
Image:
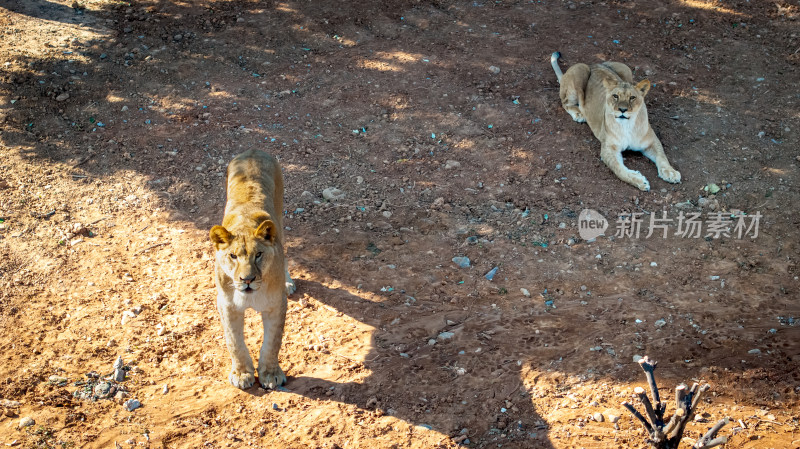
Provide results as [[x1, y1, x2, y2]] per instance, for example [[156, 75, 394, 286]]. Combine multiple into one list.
[[285, 268, 296, 296], [601, 62, 633, 83], [218, 304, 256, 389], [257, 306, 287, 390], [600, 145, 651, 191], [560, 63, 590, 123]]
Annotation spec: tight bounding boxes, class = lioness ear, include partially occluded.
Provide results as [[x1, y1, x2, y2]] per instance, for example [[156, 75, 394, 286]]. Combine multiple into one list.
[[210, 225, 233, 248], [602, 77, 617, 91], [635, 79, 651, 96], [254, 219, 276, 243]]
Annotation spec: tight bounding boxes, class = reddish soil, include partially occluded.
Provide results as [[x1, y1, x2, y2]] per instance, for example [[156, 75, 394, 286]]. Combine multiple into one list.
[[1, 0, 799, 448]]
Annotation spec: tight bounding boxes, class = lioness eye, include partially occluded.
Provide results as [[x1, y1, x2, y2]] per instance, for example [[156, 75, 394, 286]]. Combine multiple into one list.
[[230, 254, 237, 260], [256, 252, 263, 259], [630, 96, 636, 101], [612, 94, 619, 100]]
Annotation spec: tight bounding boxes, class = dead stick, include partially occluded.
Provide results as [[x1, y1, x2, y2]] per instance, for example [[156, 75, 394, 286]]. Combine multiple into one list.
[[635, 386, 661, 429], [696, 436, 728, 449], [622, 401, 653, 434], [134, 242, 169, 256], [696, 417, 730, 446], [638, 357, 662, 418]]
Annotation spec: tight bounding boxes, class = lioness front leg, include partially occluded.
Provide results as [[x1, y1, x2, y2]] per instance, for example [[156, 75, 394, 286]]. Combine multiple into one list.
[[257, 304, 287, 389], [218, 302, 256, 389], [600, 144, 651, 191], [641, 136, 681, 184]]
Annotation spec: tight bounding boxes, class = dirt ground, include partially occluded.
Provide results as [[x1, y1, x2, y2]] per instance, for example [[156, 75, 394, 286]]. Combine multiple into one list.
[[1, 0, 799, 448]]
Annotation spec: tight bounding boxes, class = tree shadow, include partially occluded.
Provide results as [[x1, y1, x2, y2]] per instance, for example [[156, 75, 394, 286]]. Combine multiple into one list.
[[283, 278, 556, 447]]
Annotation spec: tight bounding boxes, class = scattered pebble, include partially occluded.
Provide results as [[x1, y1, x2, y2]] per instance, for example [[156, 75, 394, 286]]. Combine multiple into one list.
[[123, 399, 141, 412], [608, 414, 620, 423], [437, 331, 455, 341], [593, 412, 605, 422], [113, 356, 126, 382], [654, 319, 667, 328], [488, 65, 501, 74], [748, 348, 761, 355], [18, 417, 35, 428], [633, 355, 643, 363], [452, 256, 471, 268], [650, 262, 658, 267], [55, 93, 70, 102], [322, 187, 345, 201], [444, 160, 461, 170], [520, 288, 530, 297]]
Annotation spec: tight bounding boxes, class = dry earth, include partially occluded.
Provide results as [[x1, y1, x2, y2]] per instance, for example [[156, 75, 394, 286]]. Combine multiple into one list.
[[0, 0, 799, 448]]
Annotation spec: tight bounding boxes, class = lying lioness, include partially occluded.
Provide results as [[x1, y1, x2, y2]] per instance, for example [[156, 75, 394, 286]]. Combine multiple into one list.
[[210, 149, 296, 390], [551, 52, 681, 191]]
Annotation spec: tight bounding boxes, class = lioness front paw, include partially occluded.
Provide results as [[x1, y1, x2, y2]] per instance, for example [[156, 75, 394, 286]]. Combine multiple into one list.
[[626, 171, 651, 192], [229, 370, 256, 390], [568, 110, 586, 123], [658, 167, 681, 184], [258, 364, 286, 390]]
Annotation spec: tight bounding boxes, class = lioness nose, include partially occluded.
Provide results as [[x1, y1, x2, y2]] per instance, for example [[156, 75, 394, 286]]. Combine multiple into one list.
[[618, 107, 628, 113], [241, 275, 256, 284]]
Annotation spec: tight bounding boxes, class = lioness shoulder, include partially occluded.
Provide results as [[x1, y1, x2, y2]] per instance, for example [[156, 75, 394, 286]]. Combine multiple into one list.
[[209, 149, 296, 390], [551, 52, 681, 191]]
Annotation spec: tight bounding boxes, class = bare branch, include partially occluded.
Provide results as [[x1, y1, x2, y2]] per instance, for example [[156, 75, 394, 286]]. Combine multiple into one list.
[[622, 401, 654, 434]]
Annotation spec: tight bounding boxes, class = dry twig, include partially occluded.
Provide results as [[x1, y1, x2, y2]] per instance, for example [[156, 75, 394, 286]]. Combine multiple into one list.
[[622, 356, 729, 449]]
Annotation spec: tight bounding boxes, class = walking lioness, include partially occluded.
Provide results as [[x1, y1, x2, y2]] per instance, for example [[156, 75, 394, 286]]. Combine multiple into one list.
[[210, 149, 296, 390], [551, 52, 681, 191]]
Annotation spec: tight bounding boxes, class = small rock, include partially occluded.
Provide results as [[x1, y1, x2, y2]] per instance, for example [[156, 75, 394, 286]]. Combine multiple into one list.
[[162, 385, 169, 394], [520, 288, 531, 297], [452, 256, 470, 268], [593, 412, 605, 422], [437, 331, 455, 341], [322, 187, 345, 201], [114, 390, 129, 403], [55, 93, 70, 102], [608, 414, 620, 423], [488, 65, 501, 74], [650, 262, 658, 267], [49, 375, 68, 385], [444, 160, 461, 170], [123, 399, 141, 411], [748, 348, 761, 355], [427, 339, 436, 346], [173, 34, 183, 41], [18, 417, 35, 428], [654, 319, 667, 328], [633, 355, 643, 363]]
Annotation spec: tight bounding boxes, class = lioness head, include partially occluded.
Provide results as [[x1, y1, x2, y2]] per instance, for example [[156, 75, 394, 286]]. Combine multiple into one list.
[[210, 219, 279, 293], [604, 79, 651, 121]]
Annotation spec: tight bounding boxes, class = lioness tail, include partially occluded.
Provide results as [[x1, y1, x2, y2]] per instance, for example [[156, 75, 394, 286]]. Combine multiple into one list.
[[551, 51, 563, 84]]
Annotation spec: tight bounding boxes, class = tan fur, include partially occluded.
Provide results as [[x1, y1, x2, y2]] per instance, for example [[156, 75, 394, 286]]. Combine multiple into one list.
[[210, 149, 296, 390], [552, 52, 681, 191]]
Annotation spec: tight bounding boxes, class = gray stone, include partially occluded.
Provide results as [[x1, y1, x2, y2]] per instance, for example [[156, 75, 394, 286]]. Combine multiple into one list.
[[322, 187, 345, 201], [18, 416, 35, 428], [451, 256, 470, 268], [123, 398, 141, 411]]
